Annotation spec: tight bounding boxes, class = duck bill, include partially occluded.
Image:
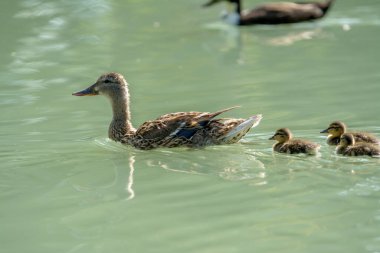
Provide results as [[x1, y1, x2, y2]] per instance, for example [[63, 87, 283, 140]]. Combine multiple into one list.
[[72, 84, 98, 96], [320, 128, 329, 134], [268, 136, 275, 140], [202, 0, 220, 7]]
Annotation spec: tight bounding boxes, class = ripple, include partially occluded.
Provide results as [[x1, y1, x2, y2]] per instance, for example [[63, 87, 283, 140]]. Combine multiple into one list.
[[15, 1, 59, 18], [339, 176, 380, 197]]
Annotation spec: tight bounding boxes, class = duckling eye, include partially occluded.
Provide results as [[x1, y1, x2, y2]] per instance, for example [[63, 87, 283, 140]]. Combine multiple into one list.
[[104, 79, 112, 83]]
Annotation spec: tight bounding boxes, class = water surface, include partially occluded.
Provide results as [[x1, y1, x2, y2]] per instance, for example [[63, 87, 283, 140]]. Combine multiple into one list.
[[1, 0, 380, 252]]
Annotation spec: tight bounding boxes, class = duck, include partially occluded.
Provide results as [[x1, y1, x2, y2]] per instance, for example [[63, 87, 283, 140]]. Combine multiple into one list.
[[269, 128, 320, 155], [336, 133, 380, 157], [72, 72, 263, 150], [320, 121, 379, 146], [202, 0, 334, 26]]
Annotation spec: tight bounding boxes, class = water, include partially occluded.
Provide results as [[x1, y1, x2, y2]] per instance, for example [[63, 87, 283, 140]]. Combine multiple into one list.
[[1, 0, 380, 252]]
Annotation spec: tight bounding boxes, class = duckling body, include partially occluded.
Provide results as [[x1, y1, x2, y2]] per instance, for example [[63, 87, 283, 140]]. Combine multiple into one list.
[[72, 72, 262, 150], [337, 133, 380, 157], [203, 0, 334, 26], [321, 121, 379, 146], [269, 128, 320, 155]]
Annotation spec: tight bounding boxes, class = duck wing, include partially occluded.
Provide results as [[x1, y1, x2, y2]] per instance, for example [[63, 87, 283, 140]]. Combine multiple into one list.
[[352, 132, 379, 145], [134, 106, 239, 141]]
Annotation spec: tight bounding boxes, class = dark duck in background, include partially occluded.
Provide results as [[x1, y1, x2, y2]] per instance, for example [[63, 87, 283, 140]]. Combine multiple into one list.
[[203, 0, 335, 26]]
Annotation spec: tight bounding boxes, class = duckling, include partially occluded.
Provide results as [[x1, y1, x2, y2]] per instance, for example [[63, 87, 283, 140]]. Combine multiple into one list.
[[269, 128, 320, 155], [337, 133, 380, 157], [203, 0, 334, 26], [320, 121, 379, 146], [72, 72, 262, 150]]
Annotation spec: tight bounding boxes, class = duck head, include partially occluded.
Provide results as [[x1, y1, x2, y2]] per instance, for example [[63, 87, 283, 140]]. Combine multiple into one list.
[[340, 133, 355, 147], [72, 72, 128, 99], [72, 72, 134, 140], [269, 128, 292, 143], [320, 121, 346, 137]]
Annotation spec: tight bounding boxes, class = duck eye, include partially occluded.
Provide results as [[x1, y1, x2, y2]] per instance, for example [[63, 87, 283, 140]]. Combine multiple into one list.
[[104, 79, 112, 83]]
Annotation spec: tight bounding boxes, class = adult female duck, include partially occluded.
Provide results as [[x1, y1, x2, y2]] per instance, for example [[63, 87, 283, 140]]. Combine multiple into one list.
[[72, 72, 262, 150], [203, 0, 334, 26]]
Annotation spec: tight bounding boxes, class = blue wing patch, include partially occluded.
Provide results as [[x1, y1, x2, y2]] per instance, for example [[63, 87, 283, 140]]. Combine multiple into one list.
[[173, 120, 209, 139]]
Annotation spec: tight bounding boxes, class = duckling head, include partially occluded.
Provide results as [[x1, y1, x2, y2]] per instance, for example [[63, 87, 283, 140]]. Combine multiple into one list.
[[340, 133, 355, 147], [269, 128, 292, 143], [72, 72, 128, 100], [320, 121, 346, 137]]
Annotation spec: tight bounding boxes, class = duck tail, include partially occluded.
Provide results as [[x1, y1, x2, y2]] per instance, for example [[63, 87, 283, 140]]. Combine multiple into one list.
[[194, 106, 240, 122], [219, 114, 263, 143], [208, 106, 241, 119]]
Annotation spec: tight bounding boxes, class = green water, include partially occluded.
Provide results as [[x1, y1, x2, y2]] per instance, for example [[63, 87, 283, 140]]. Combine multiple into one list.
[[1, 0, 380, 252]]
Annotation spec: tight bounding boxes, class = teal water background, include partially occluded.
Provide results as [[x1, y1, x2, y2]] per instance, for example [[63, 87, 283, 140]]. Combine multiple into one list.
[[1, 0, 380, 252]]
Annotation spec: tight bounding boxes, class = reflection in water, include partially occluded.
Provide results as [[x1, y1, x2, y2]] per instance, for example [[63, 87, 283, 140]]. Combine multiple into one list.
[[126, 156, 135, 200], [203, 18, 376, 56], [203, 22, 330, 68], [203, 23, 244, 64], [268, 29, 323, 46], [62, 139, 136, 202], [218, 153, 266, 184], [142, 147, 267, 186]]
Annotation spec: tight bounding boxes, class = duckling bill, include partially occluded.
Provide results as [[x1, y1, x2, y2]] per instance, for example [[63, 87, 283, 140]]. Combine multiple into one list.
[[269, 128, 320, 155], [72, 72, 263, 150], [321, 121, 379, 146], [337, 133, 380, 157], [203, 0, 334, 26]]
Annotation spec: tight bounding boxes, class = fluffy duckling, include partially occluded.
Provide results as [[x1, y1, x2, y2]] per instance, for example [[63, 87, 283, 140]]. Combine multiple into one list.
[[72, 72, 262, 150], [269, 128, 320, 155], [203, 0, 334, 26], [320, 121, 379, 146], [337, 133, 380, 157]]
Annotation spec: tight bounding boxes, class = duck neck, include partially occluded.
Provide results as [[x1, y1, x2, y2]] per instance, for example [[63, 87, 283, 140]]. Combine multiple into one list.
[[234, 0, 241, 15], [108, 88, 135, 141], [224, 1, 241, 25]]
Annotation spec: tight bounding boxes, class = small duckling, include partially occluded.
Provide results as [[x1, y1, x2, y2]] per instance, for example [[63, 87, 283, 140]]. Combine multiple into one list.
[[269, 128, 320, 155], [320, 121, 379, 146], [337, 133, 380, 157]]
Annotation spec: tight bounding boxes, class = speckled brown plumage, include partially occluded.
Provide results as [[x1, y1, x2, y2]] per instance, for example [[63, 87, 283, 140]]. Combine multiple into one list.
[[321, 121, 379, 146], [203, 0, 334, 25], [72, 72, 262, 150], [337, 133, 380, 157], [269, 128, 320, 155]]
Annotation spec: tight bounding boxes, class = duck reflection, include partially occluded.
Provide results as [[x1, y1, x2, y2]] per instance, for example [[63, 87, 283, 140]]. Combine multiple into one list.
[[142, 147, 266, 185], [215, 24, 325, 45], [125, 155, 135, 200], [267, 28, 323, 46]]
